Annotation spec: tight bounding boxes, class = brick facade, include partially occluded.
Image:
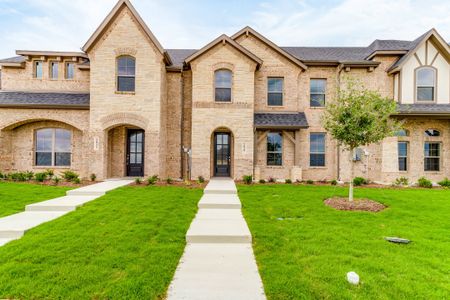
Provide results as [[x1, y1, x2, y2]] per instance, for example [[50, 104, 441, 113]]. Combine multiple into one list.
[[0, 0, 449, 184]]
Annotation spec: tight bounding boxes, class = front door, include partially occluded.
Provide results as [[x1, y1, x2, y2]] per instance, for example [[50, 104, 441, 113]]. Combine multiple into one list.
[[214, 132, 231, 177], [126, 129, 144, 177]]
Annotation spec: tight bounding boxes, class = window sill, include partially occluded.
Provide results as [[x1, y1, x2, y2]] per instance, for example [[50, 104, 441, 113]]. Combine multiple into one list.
[[115, 91, 136, 95], [309, 106, 325, 109], [265, 165, 284, 169], [309, 166, 327, 169]]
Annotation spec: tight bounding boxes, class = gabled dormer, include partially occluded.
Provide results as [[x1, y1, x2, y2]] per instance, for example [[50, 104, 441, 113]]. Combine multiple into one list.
[[388, 29, 450, 105]]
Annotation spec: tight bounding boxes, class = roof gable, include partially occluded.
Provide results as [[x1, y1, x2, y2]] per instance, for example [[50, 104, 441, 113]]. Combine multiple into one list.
[[184, 34, 262, 68], [232, 26, 307, 70], [82, 0, 171, 64], [388, 29, 450, 73]]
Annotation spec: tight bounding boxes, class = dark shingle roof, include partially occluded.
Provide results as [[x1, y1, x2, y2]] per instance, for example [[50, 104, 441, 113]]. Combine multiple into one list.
[[281, 47, 369, 62], [388, 30, 433, 71], [254, 113, 309, 129], [0, 92, 90, 109], [166, 49, 197, 68], [0, 56, 26, 64], [397, 104, 450, 115]]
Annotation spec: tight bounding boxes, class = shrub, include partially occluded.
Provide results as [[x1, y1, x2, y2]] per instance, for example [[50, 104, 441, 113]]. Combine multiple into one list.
[[9, 172, 29, 182], [34, 172, 48, 182], [417, 177, 432, 188], [330, 179, 338, 185], [135, 178, 142, 185], [52, 176, 61, 185], [62, 170, 79, 182], [242, 175, 253, 185], [0, 172, 4, 179], [90, 173, 97, 182], [306, 179, 314, 185], [259, 179, 266, 184], [438, 178, 450, 188], [285, 179, 292, 184], [73, 177, 81, 184], [24, 171, 34, 181], [353, 177, 368, 186], [197, 176, 205, 183], [147, 175, 158, 185], [45, 169, 54, 177], [268, 177, 276, 183], [394, 176, 409, 186], [166, 177, 173, 184]]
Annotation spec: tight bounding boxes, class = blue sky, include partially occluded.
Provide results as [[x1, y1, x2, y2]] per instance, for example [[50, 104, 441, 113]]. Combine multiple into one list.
[[1, 0, 449, 58]]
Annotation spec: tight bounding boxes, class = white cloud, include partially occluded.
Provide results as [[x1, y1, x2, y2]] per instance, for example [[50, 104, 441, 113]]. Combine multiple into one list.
[[0, 0, 449, 58]]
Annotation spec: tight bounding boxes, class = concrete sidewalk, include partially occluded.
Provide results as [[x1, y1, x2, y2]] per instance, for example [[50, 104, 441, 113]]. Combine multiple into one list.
[[0, 179, 132, 247], [168, 178, 266, 300]]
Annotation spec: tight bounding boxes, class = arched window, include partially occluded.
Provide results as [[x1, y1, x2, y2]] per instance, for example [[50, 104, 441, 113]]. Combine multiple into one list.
[[395, 129, 410, 137], [424, 129, 440, 137], [416, 67, 435, 101], [117, 56, 136, 92], [215, 69, 232, 102], [35, 128, 71, 166]]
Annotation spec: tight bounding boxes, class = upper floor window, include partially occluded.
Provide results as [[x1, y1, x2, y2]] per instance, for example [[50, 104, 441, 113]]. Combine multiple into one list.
[[416, 67, 435, 101], [50, 62, 58, 79], [34, 61, 43, 79], [267, 132, 282, 166], [395, 129, 410, 137], [215, 69, 232, 102], [425, 129, 440, 137], [267, 77, 283, 106], [310, 133, 326, 167], [35, 128, 71, 167], [65, 62, 75, 80], [310, 79, 326, 107], [117, 56, 136, 92]]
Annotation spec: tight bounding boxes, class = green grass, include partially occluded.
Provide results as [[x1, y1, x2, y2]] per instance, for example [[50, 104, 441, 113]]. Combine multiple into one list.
[[239, 185, 450, 299], [0, 186, 201, 300], [0, 182, 71, 217]]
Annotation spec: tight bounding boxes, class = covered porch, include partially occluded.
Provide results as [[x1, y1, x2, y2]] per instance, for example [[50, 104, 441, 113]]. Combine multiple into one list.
[[253, 113, 309, 182]]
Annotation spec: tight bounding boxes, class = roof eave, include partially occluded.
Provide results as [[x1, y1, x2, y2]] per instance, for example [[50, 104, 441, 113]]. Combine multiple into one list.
[[365, 50, 408, 60], [16, 50, 88, 58], [0, 104, 90, 110], [0, 62, 25, 68], [255, 125, 309, 130]]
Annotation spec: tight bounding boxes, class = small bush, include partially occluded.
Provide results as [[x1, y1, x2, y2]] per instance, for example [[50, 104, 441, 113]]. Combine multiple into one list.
[[34, 172, 48, 182], [394, 176, 409, 186], [353, 177, 368, 186], [62, 170, 79, 182], [52, 176, 61, 185], [259, 179, 266, 184], [73, 177, 81, 184], [0, 172, 4, 179], [438, 178, 450, 188], [45, 169, 54, 177], [330, 179, 338, 185], [135, 178, 142, 185], [166, 177, 173, 184], [197, 176, 205, 183], [90, 173, 97, 182], [417, 177, 432, 188], [24, 171, 34, 181], [242, 175, 253, 185], [306, 179, 314, 185], [147, 175, 158, 185], [9, 172, 29, 182], [268, 177, 276, 183], [285, 179, 292, 184]]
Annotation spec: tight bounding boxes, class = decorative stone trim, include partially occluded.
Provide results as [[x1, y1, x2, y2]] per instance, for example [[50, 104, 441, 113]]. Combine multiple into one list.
[[100, 112, 148, 131]]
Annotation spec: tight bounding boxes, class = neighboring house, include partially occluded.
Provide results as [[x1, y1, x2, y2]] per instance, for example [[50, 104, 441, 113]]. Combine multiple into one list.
[[0, 0, 449, 183]]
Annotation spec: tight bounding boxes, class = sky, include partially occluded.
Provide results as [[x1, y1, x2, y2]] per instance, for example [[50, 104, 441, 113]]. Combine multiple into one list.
[[0, 0, 450, 58]]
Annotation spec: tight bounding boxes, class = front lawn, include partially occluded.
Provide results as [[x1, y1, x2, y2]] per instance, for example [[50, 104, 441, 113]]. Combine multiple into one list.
[[0, 181, 71, 218], [239, 185, 450, 299], [0, 186, 201, 299]]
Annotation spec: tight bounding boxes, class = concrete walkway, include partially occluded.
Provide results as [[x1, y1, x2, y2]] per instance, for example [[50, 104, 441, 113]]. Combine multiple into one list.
[[0, 179, 132, 247], [168, 178, 266, 300]]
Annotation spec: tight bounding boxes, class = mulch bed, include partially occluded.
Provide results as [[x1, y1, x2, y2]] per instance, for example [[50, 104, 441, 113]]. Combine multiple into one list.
[[0, 179, 96, 188], [130, 180, 207, 189], [324, 197, 387, 212]]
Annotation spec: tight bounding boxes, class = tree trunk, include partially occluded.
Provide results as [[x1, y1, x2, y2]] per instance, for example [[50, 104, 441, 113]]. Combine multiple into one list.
[[349, 148, 355, 202]]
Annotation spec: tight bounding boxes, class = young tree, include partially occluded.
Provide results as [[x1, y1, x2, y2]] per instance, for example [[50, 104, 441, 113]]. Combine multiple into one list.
[[322, 80, 401, 201]]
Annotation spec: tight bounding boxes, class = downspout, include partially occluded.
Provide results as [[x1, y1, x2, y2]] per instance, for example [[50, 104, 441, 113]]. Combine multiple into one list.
[[336, 63, 344, 181], [180, 69, 185, 180]]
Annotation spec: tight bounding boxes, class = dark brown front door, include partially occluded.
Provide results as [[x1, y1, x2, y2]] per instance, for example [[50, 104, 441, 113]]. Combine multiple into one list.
[[214, 132, 231, 177], [126, 129, 144, 177]]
